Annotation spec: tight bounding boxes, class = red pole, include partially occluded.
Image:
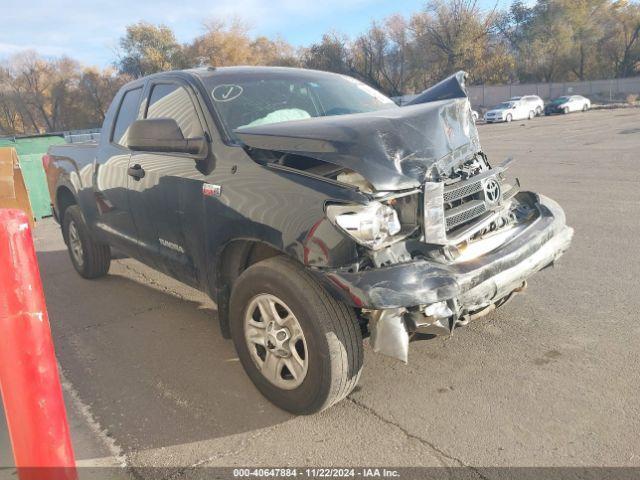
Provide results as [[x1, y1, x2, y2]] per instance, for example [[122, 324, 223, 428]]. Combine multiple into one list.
[[0, 209, 77, 480]]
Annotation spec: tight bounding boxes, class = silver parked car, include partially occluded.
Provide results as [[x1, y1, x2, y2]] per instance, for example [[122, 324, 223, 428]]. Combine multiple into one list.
[[484, 100, 536, 123]]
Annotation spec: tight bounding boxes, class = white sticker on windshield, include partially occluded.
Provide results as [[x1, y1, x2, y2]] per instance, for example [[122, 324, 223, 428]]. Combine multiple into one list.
[[212, 85, 243, 102]]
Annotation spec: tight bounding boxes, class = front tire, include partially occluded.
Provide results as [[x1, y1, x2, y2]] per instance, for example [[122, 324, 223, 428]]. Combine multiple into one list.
[[230, 256, 363, 414], [505, 113, 512, 123], [563, 107, 570, 114], [63, 205, 110, 279]]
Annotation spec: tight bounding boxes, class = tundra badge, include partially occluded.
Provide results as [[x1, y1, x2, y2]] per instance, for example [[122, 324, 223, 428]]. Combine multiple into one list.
[[203, 183, 221, 197]]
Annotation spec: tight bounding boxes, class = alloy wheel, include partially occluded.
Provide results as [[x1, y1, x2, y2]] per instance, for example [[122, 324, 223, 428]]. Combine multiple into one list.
[[244, 293, 308, 390], [68, 220, 84, 268]]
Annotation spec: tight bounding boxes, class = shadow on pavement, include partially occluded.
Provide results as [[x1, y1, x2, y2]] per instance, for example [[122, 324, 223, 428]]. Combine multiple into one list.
[[37, 249, 292, 454]]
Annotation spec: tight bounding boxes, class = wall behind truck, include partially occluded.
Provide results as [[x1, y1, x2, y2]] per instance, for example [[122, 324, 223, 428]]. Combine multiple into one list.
[[394, 76, 640, 109], [467, 76, 640, 109], [0, 135, 66, 220]]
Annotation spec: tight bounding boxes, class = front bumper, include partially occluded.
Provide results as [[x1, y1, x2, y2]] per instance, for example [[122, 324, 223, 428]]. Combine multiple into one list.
[[320, 192, 573, 315]]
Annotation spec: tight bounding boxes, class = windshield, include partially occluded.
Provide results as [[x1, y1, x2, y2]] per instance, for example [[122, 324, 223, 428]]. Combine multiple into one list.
[[202, 70, 397, 139], [552, 97, 570, 104], [495, 102, 514, 109]]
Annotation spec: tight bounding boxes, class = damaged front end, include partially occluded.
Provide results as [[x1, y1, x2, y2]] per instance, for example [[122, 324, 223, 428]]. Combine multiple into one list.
[[236, 71, 573, 363]]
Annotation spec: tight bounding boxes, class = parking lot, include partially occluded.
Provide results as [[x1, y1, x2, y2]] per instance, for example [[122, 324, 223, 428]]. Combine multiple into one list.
[[3, 108, 640, 476]]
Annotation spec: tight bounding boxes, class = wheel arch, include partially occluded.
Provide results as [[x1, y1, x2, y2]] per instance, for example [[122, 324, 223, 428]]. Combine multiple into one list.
[[55, 185, 77, 225], [214, 238, 291, 338]]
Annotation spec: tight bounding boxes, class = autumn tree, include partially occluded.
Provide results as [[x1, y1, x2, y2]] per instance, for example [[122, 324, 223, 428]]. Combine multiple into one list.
[[301, 33, 352, 74], [410, 0, 513, 86], [0, 52, 73, 132], [602, 0, 640, 77], [0, 52, 127, 135], [187, 18, 297, 67], [77, 68, 128, 124], [349, 16, 414, 96], [116, 22, 187, 77]]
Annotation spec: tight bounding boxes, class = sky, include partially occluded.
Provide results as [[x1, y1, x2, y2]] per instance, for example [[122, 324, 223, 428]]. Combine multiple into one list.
[[0, 0, 506, 68]]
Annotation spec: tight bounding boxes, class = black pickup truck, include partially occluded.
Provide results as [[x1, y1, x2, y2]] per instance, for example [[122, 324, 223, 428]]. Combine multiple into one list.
[[45, 67, 573, 414]]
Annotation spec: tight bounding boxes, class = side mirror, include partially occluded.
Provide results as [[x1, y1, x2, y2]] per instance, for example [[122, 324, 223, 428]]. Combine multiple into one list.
[[128, 118, 207, 156]]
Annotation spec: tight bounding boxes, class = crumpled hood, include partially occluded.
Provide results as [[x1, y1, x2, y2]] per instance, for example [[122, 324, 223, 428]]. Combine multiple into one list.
[[235, 71, 481, 191]]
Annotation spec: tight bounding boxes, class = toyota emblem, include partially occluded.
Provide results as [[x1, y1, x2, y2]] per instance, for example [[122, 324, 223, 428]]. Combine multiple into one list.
[[484, 179, 501, 204]]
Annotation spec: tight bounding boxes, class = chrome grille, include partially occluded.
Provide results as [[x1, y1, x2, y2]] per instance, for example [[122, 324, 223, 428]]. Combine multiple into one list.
[[423, 160, 520, 245], [443, 170, 500, 233], [443, 180, 483, 203], [445, 200, 488, 230], [502, 183, 518, 202]]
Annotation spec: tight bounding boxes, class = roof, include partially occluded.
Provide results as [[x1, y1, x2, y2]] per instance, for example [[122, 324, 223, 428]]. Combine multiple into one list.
[[135, 66, 348, 84]]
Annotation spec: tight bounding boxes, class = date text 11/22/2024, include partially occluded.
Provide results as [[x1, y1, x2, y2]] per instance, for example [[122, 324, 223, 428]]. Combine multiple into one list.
[[233, 468, 400, 477]]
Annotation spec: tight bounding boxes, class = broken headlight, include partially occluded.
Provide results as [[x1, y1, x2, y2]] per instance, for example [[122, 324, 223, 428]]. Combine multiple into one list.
[[326, 202, 401, 250]]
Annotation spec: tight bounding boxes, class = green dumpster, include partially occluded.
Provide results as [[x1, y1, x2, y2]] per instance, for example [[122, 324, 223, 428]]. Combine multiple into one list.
[[0, 135, 66, 219]]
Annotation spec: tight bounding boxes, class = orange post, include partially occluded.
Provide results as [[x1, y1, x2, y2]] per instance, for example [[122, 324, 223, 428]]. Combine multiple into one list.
[[0, 208, 76, 480]]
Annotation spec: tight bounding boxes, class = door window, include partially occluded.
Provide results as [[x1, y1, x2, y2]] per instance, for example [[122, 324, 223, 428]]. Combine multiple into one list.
[[112, 87, 143, 147], [146, 84, 204, 139]]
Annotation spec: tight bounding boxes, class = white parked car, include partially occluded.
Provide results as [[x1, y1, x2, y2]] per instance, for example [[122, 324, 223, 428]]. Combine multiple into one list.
[[511, 95, 544, 116], [484, 100, 536, 123], [544, 95, 591, 115]]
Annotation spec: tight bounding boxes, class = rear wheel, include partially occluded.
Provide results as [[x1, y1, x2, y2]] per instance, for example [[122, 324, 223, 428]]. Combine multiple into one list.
[[582, 104, 588, 112], [63, 205, 110, 279], [536, 106, 543, 116], [528, 110, 535, 120], [230, 256, 363, 414]]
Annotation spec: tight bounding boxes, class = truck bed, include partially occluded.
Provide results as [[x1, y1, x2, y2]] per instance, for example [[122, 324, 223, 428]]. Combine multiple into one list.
[[45, 142, 99, 220]]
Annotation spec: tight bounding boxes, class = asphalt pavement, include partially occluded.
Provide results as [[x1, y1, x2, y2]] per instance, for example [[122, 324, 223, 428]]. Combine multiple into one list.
[[1, 108, 639, 478]]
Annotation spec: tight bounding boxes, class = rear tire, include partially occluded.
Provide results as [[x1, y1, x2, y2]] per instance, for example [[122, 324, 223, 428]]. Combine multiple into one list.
[[582, 104, 588, 112], [63, 205, 111, 279], [230, 256, 363, 414], [528, 110, 535, 120]]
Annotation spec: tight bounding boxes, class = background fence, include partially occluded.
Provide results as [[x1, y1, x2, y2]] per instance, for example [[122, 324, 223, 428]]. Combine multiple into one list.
[[395, 76, 640, 109], [468, 77, 640, 109]]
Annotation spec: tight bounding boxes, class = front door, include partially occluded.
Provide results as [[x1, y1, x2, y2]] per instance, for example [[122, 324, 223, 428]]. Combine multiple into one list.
[[127, 81, 208, 286], [91, 86, 143, 255]]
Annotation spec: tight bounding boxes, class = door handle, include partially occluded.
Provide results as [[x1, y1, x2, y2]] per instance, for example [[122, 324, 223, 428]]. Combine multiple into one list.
[[127, 164, 145, 180]]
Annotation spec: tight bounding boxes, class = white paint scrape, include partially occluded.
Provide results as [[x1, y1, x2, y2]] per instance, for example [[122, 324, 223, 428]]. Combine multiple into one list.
[[59, 369, 127, 468]]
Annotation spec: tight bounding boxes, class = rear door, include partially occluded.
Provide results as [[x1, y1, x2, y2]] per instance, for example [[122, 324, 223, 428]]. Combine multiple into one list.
[[514, 101, 527, 119], [91, 86, 143, 254], [127, 79, 208, 286]]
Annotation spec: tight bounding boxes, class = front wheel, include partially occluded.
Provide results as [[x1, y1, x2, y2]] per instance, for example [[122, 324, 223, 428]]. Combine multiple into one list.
[[63, 205, 111, 279], [230, 256, 363, 414], [505, 113, 512, 123], [563, 107, 570, 114]]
